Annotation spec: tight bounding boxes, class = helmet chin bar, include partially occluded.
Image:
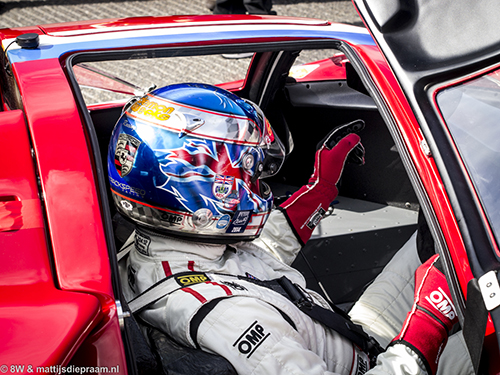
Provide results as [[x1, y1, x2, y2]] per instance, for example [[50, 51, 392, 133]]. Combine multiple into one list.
[[136, 224, 259, 245], [112, 190, 270, 244]]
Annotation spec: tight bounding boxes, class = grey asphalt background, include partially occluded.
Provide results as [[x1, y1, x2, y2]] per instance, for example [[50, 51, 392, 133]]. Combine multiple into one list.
[[0, 0, 362, 30], [0, 1, 364, 103]]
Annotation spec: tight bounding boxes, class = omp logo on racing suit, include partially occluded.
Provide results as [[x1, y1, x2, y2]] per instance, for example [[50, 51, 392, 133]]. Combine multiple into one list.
[[355, 356, 369, 375], [425, 287, 457, 320], [174, 272, 209, 287], [233, 320, 270, 358]]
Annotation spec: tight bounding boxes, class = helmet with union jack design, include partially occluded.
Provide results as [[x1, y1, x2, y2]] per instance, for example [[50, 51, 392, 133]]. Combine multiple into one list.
[[108, 83, 286, 242]]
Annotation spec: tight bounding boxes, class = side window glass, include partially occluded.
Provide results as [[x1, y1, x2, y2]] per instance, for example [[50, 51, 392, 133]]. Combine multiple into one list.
[[437, 68, 500, 245], [75, 54, 253, 106]]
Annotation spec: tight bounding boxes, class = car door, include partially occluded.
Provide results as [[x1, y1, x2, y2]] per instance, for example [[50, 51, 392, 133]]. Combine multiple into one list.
[[352, 0, 500, 371]]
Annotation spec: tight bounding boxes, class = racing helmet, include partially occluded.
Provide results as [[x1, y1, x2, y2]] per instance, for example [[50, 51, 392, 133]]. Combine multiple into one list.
[[108, 83, 286, 242]]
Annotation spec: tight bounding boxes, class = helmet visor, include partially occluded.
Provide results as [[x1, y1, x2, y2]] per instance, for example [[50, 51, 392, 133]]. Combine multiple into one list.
[[244, 99, 286, 179]]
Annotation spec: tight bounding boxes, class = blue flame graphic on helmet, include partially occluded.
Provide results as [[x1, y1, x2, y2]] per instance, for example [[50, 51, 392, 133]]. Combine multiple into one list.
[[156, 137, 270, 215]]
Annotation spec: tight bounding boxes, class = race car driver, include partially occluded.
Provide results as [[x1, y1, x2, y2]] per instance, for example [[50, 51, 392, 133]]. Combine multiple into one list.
[[110, 83, 472, 375]]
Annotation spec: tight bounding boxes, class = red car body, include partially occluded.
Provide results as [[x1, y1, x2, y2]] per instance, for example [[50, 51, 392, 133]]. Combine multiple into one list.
[[0, 11, 498, 374]]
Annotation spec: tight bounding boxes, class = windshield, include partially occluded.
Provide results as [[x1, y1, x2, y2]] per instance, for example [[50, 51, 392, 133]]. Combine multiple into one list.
[[436, 67, 500, 246]]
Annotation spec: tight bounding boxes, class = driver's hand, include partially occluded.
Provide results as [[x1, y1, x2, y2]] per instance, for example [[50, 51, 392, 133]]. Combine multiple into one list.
[[309, 132, 363, 187], [279, 132, 363, 245], [316, 119, 365, 166], [390, 254, 458, 375]]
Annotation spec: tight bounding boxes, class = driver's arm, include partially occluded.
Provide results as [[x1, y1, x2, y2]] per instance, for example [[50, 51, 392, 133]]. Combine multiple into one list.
[[255, 131, 364, 265], [192, 295, 430, 375]]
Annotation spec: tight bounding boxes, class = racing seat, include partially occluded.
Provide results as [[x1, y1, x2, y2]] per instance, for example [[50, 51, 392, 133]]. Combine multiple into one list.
[[147, 323, 237, 375], [122, 303, 237, 375]]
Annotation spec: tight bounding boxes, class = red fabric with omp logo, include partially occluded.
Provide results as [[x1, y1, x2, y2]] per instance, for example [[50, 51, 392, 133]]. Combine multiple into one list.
[[391, 254, 459, 375]]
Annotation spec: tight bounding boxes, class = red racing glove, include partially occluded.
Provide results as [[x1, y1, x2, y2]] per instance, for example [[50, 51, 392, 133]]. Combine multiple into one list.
[[391, 254, 458, 375], [278, 127, 364, 245]]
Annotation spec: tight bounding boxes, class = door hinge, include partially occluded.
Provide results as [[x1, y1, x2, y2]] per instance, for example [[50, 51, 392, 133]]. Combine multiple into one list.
[[478, 271, 500, 311]]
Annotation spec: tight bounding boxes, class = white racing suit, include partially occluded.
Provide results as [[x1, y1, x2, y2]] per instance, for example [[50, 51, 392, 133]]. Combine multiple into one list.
[[120, 210, 472, 375]]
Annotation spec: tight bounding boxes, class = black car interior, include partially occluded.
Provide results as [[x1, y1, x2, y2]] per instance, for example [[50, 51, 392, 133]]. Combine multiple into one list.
[[78, 46, 420, 374]]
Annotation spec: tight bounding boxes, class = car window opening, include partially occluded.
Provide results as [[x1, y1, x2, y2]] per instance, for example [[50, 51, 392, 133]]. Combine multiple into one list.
[[71, 46, 422, 371]]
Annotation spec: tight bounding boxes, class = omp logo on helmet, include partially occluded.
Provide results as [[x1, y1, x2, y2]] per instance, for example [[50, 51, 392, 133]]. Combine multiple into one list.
[[115, 133, 141, 177], [233, 320, 270, 359], [174, 272, 209, 287], [425, 287, 457, 320], [159, 211, 183, 225]]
